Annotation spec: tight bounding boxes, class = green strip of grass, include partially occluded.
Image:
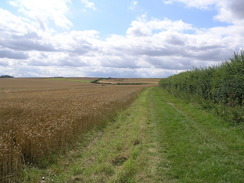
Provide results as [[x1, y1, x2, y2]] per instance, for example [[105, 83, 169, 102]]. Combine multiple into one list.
[[149, 87, 244, 183]]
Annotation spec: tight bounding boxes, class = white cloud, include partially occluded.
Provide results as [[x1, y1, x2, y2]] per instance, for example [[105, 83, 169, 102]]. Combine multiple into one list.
[[129, 0, 138, 10], [0, 8, 36, 33], [81, 0, 96, 11], [164, 0, 244, 24], [163, 0, 218, 9], [104, 16, 241, 72], [127, 16, 193, 36], [214, 0, 244, 24], [9, 0, 72, 29], [0, 5, 243, 78]]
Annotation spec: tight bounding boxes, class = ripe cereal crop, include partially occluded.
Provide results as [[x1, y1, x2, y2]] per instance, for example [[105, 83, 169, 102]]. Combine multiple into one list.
[[0, 78, 150, 182]]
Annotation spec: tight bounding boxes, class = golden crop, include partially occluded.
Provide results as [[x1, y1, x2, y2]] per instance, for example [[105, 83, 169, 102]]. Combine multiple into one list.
[[0, 78, 147, 182]]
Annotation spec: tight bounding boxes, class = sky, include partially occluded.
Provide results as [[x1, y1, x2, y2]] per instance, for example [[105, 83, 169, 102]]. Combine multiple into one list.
[[0, 0, 244, 78]]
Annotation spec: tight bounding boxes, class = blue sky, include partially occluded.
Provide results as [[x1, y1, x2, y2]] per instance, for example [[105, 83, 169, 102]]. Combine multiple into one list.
[[0, 0, 244, 77], [69, 0, 228, 36]]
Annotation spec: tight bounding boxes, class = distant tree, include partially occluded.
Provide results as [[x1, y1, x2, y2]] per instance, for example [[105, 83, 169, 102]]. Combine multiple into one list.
[[0, 75, 14, 78]]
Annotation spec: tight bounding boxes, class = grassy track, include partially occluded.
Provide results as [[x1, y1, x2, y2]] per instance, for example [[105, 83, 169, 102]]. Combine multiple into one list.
[[149, 87, 244, 183], [21, 87, 244, 183]]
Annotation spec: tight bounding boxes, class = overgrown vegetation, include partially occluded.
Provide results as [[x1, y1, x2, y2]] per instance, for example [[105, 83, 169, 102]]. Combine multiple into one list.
[[160, 52, 244, 123]]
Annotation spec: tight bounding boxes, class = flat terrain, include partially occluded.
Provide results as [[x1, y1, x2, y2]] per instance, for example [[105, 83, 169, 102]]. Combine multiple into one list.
[[0, 77, 159, 92], [1, 78, 151, 182], [21, 87, 244, 183], [97, 78, 160, 85], [0, 78, 96, 92]]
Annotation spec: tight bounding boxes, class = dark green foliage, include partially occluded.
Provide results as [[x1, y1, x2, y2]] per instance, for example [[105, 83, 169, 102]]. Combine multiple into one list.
[[117, 83, 148, 85], [0, 75, 14, 78], [160, 52, 244, 123], [90, 78, 102, 83]]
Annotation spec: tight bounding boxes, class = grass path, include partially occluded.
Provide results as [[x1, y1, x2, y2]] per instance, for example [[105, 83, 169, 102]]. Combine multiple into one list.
[[149, 87, 243, 183], [22, 87, 244, 182]]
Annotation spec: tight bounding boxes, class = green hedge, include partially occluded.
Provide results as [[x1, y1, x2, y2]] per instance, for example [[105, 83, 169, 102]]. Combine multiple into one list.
[[160, 52, 244, 123]]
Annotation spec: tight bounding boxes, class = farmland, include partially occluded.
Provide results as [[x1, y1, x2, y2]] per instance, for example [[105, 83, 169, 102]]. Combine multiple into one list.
[[21, 87, 244, 183], [0, 75, 243, 182], [95, 78, 160, 85], [0, 78, 156, 182]]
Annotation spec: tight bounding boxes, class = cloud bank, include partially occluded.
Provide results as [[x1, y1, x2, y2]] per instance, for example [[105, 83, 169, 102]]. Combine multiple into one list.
[[0, 0, 243, 77]]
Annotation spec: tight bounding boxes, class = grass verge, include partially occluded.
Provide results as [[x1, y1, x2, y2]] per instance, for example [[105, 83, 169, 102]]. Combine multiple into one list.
[[149, 87, 244, 183]]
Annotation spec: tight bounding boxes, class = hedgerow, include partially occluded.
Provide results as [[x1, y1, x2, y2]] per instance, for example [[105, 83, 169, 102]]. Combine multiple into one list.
[[160, 52, 244, 123]]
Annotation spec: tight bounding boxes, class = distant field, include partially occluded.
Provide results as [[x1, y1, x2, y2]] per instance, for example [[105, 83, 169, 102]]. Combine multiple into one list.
[[0, 78, 97, 92], [0, 78, 149, 182], [96, 78, 160, 85], [47, 77, 97, 83], [0, 77, 159, 92]]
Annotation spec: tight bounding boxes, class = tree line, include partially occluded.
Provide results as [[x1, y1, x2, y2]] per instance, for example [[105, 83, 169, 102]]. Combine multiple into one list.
[[0, 75, 14, 78]]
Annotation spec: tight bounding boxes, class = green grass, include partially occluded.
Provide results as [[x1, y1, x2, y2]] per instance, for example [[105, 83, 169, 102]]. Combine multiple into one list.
[[149, 87, 244, 183], [20, 87, 244, 182]]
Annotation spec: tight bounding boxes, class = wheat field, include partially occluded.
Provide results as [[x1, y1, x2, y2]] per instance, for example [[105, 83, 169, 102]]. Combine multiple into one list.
[[0, 78, 151, 182]]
